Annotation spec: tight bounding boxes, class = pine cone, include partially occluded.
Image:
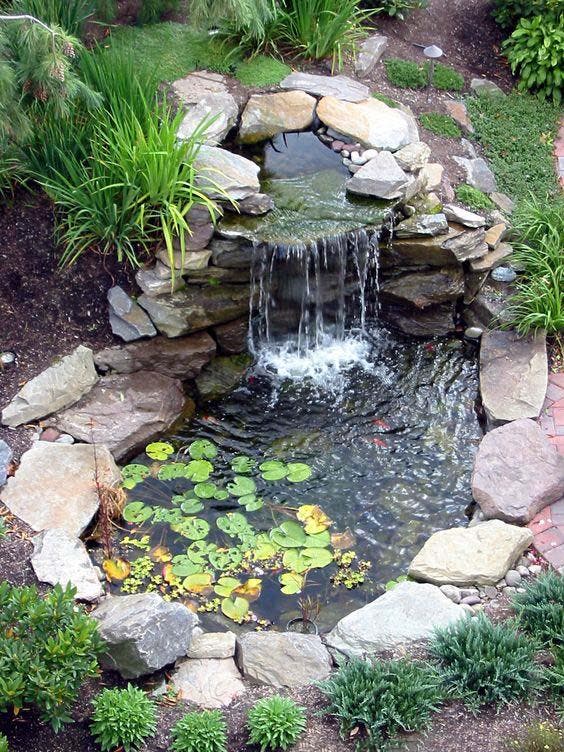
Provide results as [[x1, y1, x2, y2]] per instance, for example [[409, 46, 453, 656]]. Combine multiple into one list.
[[62, 41, 76, 58]]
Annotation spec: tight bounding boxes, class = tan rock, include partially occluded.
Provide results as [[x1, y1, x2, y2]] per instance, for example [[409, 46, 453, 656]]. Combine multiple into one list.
[[239, 91, 316, 144], [470, 242, 513, 271], [172, 658, 244, 708], [420, 162, 443, 191], [485, 223, 507, 249]]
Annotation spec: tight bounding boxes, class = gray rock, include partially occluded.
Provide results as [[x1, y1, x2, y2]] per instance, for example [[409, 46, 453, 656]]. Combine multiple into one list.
[[172, 657, 244, 708], [355, 34, 388, 76], [491, 266, 516, 283], [173, 71, 239, 145], [441, 227, 488, 262], [0, 442, 120, 536], [505, 569, 522, 587], [459, 587, 478, 597], [480, 330, 548, 424], [484, 585, 498, 599], [490, 192, 515, 214], [379, 228, 462, 268], [472, 418, 564, 524], [453, 157, 497, 193], [236, 193, 274, 216], [470, 243, 513, 272], [326, 582, 467, 659], [156, 248, 212, 272], [52, 371, 186, 462], [212, 318, 249, 355], [175, 205, 216, 251], [394, 213, 449, 237], [236, 632, 332, 687], [31, 528, 103, 602], [135, 267, 185, 297], [445, 101, 474, 133], [108, 286, 156, 343], [92, 593, 198, 679], [196, 354, 251, 401], [380, 267, 464, 309], [465, 326, 483, 339], [1, 345, 98, 427], [516, 565, 529, 577], [346, 151, 409, 199], [381, 303, 456, 337], [467, 281, 512, 328], [393, 142, 431, 172], [461, 595, 481, 606], [279, 72, 370, 102], [210, 238, 254, 268], [187, 630, 236, 659], [529, 564, 543, 575], [440, 584, 462, 604], [239, 91, 316, 144], [194, 146, 260, 202], [442, 204, 485, 228], [420, 162, 444, 191], [470, 78, 505, 97], [0, 440, 12, 486]]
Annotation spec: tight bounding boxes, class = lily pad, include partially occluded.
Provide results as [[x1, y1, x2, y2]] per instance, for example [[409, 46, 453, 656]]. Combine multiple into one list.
[[231, 455, 256, 474], [183, 572, 213, 593], [234, 578, 262, 601], [171, 555, 201, 577], [150, 545, 172, 563], [253, 536, 279, 561], [157, 462, 189, 481], [145, 441, 175, 460], [103, 558, 131, 581], [185, 459, 213, 482], [213, 488, 230, 501], [260, 460, 287, 481], [286, 462, 312, 483], [194, 481, 217, 499], [123, 501, 153, 524], [209, 547, 243, 570], [188, 439, 218, 460], [283, 547, 333, 573], [214, 576, 241, 597], [238, 494, 264, 512], [227, 476, 256, 498], [216, 512, 250, 537], [121, 464, 150, 490], [171, 517, 210, 541], [297, 504, 331, 534], [270, 520, 307, 548], [187, 540, 217, 564], [180, 498, 205, 515], [280, 571, 304, 595], [221, 596, 249, 622], [304, 530, 332, 548]]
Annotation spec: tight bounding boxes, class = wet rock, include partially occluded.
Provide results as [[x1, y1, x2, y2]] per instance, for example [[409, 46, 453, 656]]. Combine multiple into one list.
[[380, 229, 461, 268], [156, 248, 212, 272], [470, 78, 505, 97], [472, 418, 564, 524], [470, 243, 513, 271], [445, 101, 473, 133], [355, 34, 388, 76], [394, 213, 449, 237], [453, 157, 497, 193], [172, 658, 244, 708], [467, 281, 512, 327], [394, 142, 431, 172], [185, 266, 251, 285], [326, 582, 466, 659], [465, 326, 483, 339], [279, 72, 370, 102], [31, 528, 103, 602], [480, 330, 547, 424], [236, 193, 274, 216], [0, 442, 120, 536], [212, 318, 248, 355], [1, 345, 98, 427], [237, 632, 332, 687], [239, 91, 316, 144], [92, 593, 198, 679], [187, 630, 236, 659], [52, 371, 187, 462], [441, 227, 488, 262], [94, 332, 216, 380], [173, 71, 239, 145], [135, 267, 185, 297], [196, 354, 251, 402], [381, 303, 456, 337], [195, 146, 260, 202], [420, 162, 444, 191], [0, 440, 12, 486], [408, 520, 533, 586], [442, 204, 485, 228], [346, 151, 409, 199], [209, 238, 254, 269], [108, 286, 157, 343], [380, 267, 464, 309]]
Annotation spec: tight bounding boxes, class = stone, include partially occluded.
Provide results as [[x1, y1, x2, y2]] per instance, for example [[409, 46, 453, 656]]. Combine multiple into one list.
[[0, 442, 120, 536], [529, 564, 543, 575], [135, 267, 184, 297], [467, 281, 512, 327], [173, 71, 239, 145], [237, 632, 331, 687], [172, 657, 244, 708], [94, 332, 216, 380], [460, 587, 478, 597], [138, 285, 250, 338], [381, 303, 456, 337], [185, 266, 251, 285], [453, 157, 497, 193], [279, 72, 370, 102], [212, 318, 248, 355], [393, 142, 431, 172], [346, 151, 409, 199], [156, 248, 212, 272], [461, 595, 481, 606], [187, 630, 236, 659], [470, 242, 513, 272], [490, 192, 515, 214], [465, 326, 483, 339], [196, 354, 251, 401], [317, 96, 419, 151], [194, 146, 260, 202], [484, 585, 498, 599], [472, 418, 564, 524], [440, 584, 462, 604], [442, 204, 485, 228], [52, 372, 186, 462], [239, 91, 316, 144], [379, 228, 462, 268], [470, 78, 505, 97], [0, 440, 12, 486], [479, 330, 548, 424], [1, 346, 98, 427], [92, 593, 198, 679], [445, 101, 473, 133], [394, 213, 449, 237], [31, 528, 103, 601], [485, 223, 506, 249], [505, 569, 522, 587], [107, 286, 156, 342], [517, 565, 529, 577], [420, 162, 444, 192], [380, 268, 464, 309], [355, 34, 388, 76], [236, 193, 274, 215], [441, 227, 488, 262], [408, 520, 534, 586], [326, 582, 466, 659]]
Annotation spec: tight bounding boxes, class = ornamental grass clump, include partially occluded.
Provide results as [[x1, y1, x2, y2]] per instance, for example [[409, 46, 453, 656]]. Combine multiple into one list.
[[247, 695, 307, 751], [90, 684, 157, 752], [512, 570, 564, 646], [0, 733, 8, 752], [170, 710, 228, 752]]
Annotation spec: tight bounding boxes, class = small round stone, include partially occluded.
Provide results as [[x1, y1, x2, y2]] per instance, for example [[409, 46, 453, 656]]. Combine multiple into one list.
[[460, 587, 479, 598], [331, 140, 345, 152], [504, 586, 516, 595], [341, 150, 350, 158], [465, 326, 483, 339], [461, 595, 481, 606], [491, 266, 517, 283], [529, 564, 542, 575], [504, 570, 522, 587], [515, 587, 526, 593], [440, 584, 461, 604], [362, 148, 378, 161], [0, 352, 15, 365], [484, 586, 498, 599], [516, 565, 529, 577]]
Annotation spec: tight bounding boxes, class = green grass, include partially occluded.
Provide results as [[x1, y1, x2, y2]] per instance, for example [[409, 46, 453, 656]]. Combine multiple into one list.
[[430, 62, 464, 92], [372, 92, 400, 108], [419, 112, 462, 138], [455, 183, 495, 210], [384, 58, 464, 91], [235, 55, 291, 86], [466, 90, 560, 202]]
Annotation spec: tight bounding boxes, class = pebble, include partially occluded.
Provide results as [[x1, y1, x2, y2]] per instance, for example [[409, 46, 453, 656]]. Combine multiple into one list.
[[495, 579, 507, 590], [504, 586, 516, 596], [331, 140, 345, 151], [349, 164, 362, 173], [55, 434, 75, 445], [465, 326, 483, 340], [350, 151, 367, 166], [0, 352, 15, 365], [341, 150, 350, 158], [342, 157, 352, 166], [491, 266, 517, 283], [342, 142, 361, 152], [529, 564, 542, 575], [461, 595, 481, 606], [362, 148, 378, 161], [460, 587, 478, 598], [504, 569, 522, 587], [516, 565, 529, 577], [440, 584, 461, 604], [40, 427, 61, 442], [484, 586, 498, 599]]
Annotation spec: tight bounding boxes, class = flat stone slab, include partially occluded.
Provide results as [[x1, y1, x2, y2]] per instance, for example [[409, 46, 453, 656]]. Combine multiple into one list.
[[472, 418, 564, 524], [108, 286, 156, 342], [470, 242, 513, 272], [408, 520, 534, 586], [239, 91, 316, 144], [172, 658, 244, 708], [394, 213, 449, 238], [187, 630, 236, 659], [346, 151, 409, 199], [0, 442, 120, 536], [31, 528, 103, 601], [174, 71, 239, 145], [355, 34, 388, 76], [194, 146, 260, 202], [325, 581, 466, 659], [237, 632, 332, 687], [380, 267, 464, 309], [280, 72, 370, 102], [480, 330, 548, 424], [443, 204, 485, 228], [1, 345, 98, 427]]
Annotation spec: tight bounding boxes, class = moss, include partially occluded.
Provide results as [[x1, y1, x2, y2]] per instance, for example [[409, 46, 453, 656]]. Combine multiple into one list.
[[455, 183, 495, 210], [235, 56, 291, 86], [419, 112, 462, 138], [372, 92, 400, 108]]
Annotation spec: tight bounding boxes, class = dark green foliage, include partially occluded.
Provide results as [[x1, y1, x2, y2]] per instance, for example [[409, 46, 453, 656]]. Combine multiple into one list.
[[455, 183, 495, 210], [430, 614, 543, 710], [430, 62, 464, 91], [384, 58, 426, 88], [545, 646, 564, 707], [372, 0, 427, 20], [90, 684, 157, 752], [372, 92, 399, 108], [419, 112, 462, 138], [10, 0, 94, 36], [95, 0, 117, 21], [318, 659, 443, 750], [512, 568, 564, 645], [0, 583, 102, 731], [508, 721, 564, 752], [188, 0, 278, 55], [170, 710, 228, 752], [235, 55, 290, 86], [492, 0, 560, 30], [247, 695, 307, 751], [137, 0, 180, 24], [0, 733, 7, 752]]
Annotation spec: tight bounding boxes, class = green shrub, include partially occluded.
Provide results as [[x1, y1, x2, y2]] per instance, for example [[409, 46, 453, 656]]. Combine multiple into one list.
[[384, 58, 426, 88], [95, 0, 117, 22], [419, 112, 462, 138], [492, 0, 560, 30], [318, 659, 443, 750], [90, 684, 157, 752], [455, 183, 495, 210], [10, 0, 94, 36], [189, 0, 280, 56], [235, 55, 290, 86], [0, 583, 102, 731], [247, 695, 307, 751], [508, 721, 564, 752], [170, 710, 228, 752], [430, 62, 464, 91], [430, 614, 543, 710], [372, 0, 427, 20], [0, 733, 7, 752], [137, 0, 180, 24], [512, 570, 564, 645]]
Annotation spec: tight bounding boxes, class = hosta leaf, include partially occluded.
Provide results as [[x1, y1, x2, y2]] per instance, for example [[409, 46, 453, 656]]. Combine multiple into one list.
[[183, 573, 213, 593], [194, 481, 217, 499], [122, 501, 153, 523], [227, 476, 256, 498], [231, 455, 256, 473], [214, 576, 241, 597], [188, 439, 218, 460], [286, 462, 312, 483], [296, 504, 331, 534], [121, 464, 150, 489], [280, 571, 304, 595], [145, 441, 174, 460], [270, 520, 307, 548], [103, 558, 131, 581], [260, 460, 287, 481], [221, 596, 249, 622]]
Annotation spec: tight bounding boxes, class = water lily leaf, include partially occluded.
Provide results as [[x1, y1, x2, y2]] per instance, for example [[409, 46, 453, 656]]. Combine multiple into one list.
[[152, 506, 184, 525], [286, 462, 312, 483], [145, 441, 175, 460], [216, 512, 250, 537], [121, 464, 150, 490], [171, 517, 210, 540], [214, 576, 241, 597], [253, 536, 279, 561], [331, 529, 356, 550], [163, 562, 180, 584], [221, 596, 249, 622], [180, 498, 204, 515], [183, 572, 213, 594], [238, 494, 264, 512], [280, 572, 304, 595], [260, 460, 287, 481], [103, 558, 131, 581], [171, 555, 201, 577], [227, 476, 256, 498], [297, 504, 331, 534], [194, 481, 217, 499], [282, 548, 332, 573], [270, 520, 307, 548], [209, 547, 243, 570], [213, 488, 229, 501], [304, 530, 331, 548], [385, 575, 408, 591], [188, 439, 218, 460], [233, 578, 262, 602], [123, 501, 153, 523], [150, 545, 172, 563], [157, 462, 189, 481], [187, 540, 217, 564], [282, 549, 309, 573], [231, 455, 256, 474], [185, 459, 214, 482]]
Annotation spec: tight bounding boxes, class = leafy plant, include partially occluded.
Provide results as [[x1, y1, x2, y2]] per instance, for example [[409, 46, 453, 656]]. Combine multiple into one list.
[[384, 58, 427, 88], [0, 583, 102, 731], [91, 684, 157, 752], [235, 55, 290, 86], [10, 0, 94, 36], [372, 0, 427, 20], [419, 112, 462, 138], [318, 658, 443, 751], [508, 721, 564, 752], [372, 92, 399, 108], [430, 614, 543, 710], [455, 183, 495, 210], [171, 710, 228, 752], [492, 0, 561, 30], [0, 733, 7, 752], [512, 569, 564, 645], [137, 0, 180, 25], [189, 0, 279, 56], [247, 695, 307, 751], [430, 62, 464, 91]]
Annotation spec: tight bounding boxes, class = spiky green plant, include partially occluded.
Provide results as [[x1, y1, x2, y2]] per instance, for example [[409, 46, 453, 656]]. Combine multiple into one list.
[[247, 695, 307, 751], [188, 0, 278, 55], [91, 685, 157, 752], [512, 570, 564, 645], [170, 710, 228, 752]]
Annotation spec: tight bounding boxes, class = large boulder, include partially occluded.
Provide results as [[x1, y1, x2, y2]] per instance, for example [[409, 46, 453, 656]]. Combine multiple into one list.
[[279, 72, 370, 101], [317, 96, 419, 151], [472, 418, 564, 524], [173, 71, 239, 145], [408, 520, 534, 586], [0, 442, 120, 536], [1, 345, 98, 427], [325, 582, 466, 659], [92, 593, 198, 678], [346, 152, 409, 199], [51, 371, 187, 461], [239, 91, 316, 144], [194, 146, 260, 202], [380, 268, 464, 309], [31, 528, 103, 601], [108, 286, 157, 342], [172, 658, 244, 708], [480, 330, 547, 424], [236, 632, 332, 687]]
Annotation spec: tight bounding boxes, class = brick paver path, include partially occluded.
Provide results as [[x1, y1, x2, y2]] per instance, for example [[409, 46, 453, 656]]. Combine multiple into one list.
[[528, 372, 564, 573]]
